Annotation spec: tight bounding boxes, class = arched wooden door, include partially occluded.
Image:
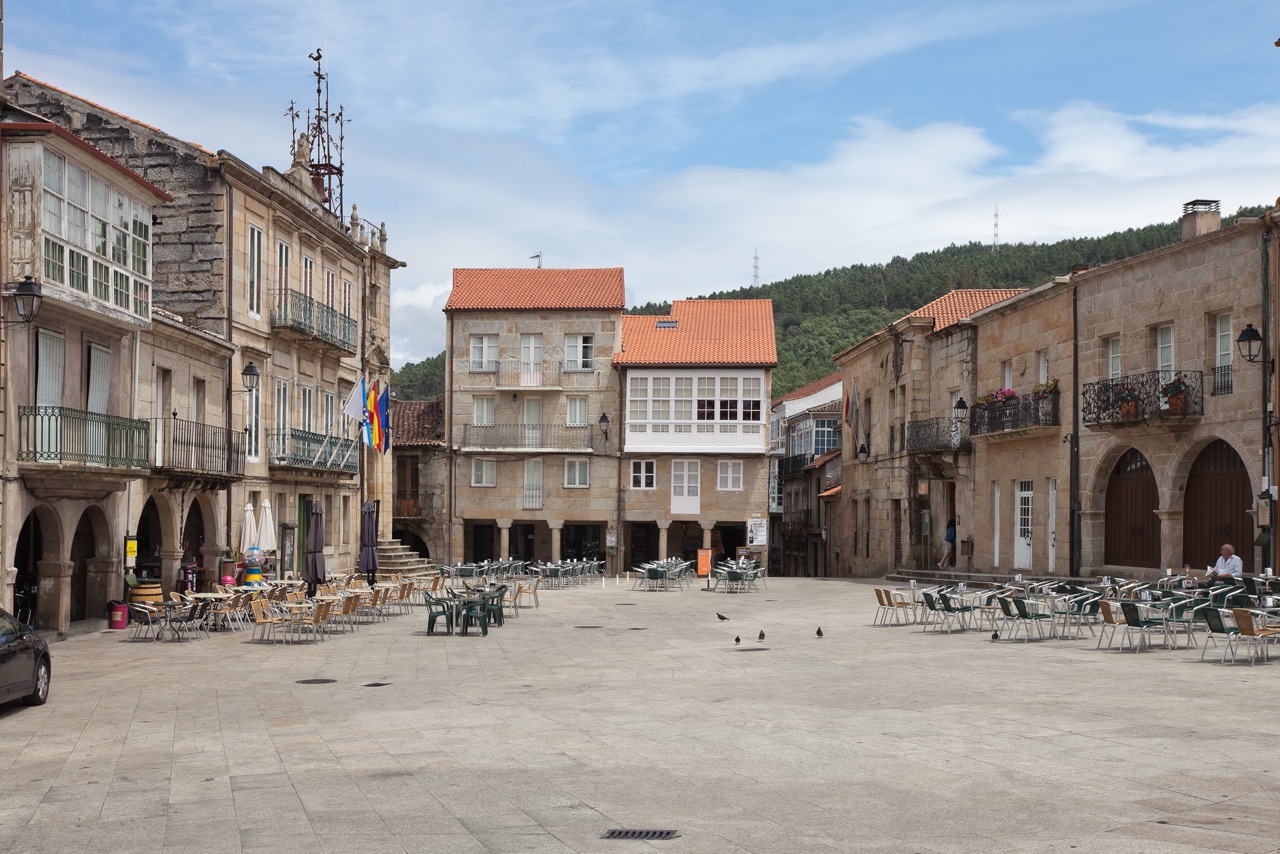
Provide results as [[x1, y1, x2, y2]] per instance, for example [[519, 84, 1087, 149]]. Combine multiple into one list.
[[1105, 448, 1160, 568], [1183, 440, 1253, 573]]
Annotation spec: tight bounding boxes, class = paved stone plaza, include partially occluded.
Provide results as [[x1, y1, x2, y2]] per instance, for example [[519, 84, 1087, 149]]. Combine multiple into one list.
[[2, 578, 1279, 854]]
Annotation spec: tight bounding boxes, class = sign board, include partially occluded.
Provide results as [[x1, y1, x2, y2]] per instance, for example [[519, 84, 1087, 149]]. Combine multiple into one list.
[[696, 548, 713, 577], [747, 517, 768, 547], [736, 547, 751, 558], [606, 527, 618, 548], [124, 535, 137, 569]]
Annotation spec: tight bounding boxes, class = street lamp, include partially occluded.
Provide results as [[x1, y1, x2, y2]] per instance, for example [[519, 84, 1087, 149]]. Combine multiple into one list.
[[1237, 323, 1264, 364], [597, 412, 610, 443], [953, 397, 969, 420], [2, 275, 43, 326], [241, 361, 260, 392], [855, 443, 870, 463]]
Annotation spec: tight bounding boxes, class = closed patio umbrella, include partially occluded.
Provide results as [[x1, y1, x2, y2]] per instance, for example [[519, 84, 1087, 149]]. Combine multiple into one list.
[[258, 499, 278, 552], [240, 502, 257, 553], [358, 500, 379, 583], [302, 500, 326, 596]]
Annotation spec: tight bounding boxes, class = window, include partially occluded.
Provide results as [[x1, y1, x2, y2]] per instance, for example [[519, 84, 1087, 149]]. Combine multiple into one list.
[[324, 267, 337, 308], [567, 396, 588, 426], [672, 460, 700, 497], [631, 460, 656, 489], [245, 383, 261, 461], [276, 241, 291, 314], [1001, 360, 1013, 390], [300, 386, 314, 433], [469, 335, 497, 371], [1216, 313, 1233, 368], [1106, 337, 1122, 379], [342, 278, 353, 317], [697, 377, 716, 423], [133, 277, 149, 316], [113, 269, 130, 310], [473, 396, 494, 426], [814, 419, 839, 455], [302, 255, 315, 299], [742, 377, 762, 425], [472, 458, 496, 487], [674, 377, 693, 430], [651, 377, 670, 433], [566, 334, 594, 371], [565, 458, 590, 488], [323, 391, 336, 435], [1156, 323, 1174, 375], [274, 378, 290, 435], [629, 376, 648, 430], [718, 460, 743, 491], [247, 224, 263, 317], [719, 377, 739, 421], [1037, 350, 1049, 383]]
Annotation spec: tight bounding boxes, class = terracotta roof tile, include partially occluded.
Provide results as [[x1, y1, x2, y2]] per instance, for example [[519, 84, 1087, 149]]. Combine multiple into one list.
[[772, 370, 841, 406], [392, 397, 445, 447], [446, 268, 625, 311], [615, 300, 777, 367], [804, 449, 842, 470], [907, 289, 1025, 331]]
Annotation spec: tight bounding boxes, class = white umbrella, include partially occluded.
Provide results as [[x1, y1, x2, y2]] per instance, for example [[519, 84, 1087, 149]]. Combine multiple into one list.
[[240, 502, 258, 553], [258, 499, 278, 552]]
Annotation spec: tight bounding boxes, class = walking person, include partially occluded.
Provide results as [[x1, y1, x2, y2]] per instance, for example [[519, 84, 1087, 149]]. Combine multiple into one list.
[[938, 518, 956, 569]]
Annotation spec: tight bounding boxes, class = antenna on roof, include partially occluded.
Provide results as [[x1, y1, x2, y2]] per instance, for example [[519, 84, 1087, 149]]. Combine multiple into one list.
[[752, 249, 759, 288], [529, 252, 543, 269]]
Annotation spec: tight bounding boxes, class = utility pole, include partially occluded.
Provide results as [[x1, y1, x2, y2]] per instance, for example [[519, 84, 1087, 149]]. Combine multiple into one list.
[[752, 249, 759, 288]]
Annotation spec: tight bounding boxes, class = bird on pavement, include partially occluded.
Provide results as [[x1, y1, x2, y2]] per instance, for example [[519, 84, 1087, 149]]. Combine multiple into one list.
[[716, 613, 729, 621], [991, 631, 999, 641], [734, 635, 741, 645], [816, 627, 823, 638], [758, 630, 766, 642]]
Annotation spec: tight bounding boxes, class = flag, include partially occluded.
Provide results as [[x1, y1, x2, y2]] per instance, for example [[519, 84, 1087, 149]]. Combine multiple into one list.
[[364, 380, 381, 450], [377, 386, 390, 453], [343, 376, 366, 423]]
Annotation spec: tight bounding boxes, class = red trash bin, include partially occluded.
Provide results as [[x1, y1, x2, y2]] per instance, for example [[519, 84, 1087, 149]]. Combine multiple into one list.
[[109, 601, 129, 630]]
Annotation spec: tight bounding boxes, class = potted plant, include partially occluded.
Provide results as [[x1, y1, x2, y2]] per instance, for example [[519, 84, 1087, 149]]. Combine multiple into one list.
[[1160, 373, 1189, 414], [1031, 378, 1059, 399], [993, 387, 1018, 402], [1114, 385, 1140, 420]]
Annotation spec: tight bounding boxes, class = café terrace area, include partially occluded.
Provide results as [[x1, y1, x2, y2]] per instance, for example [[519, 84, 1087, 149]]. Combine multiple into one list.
[[1, 575, 1278, 854]]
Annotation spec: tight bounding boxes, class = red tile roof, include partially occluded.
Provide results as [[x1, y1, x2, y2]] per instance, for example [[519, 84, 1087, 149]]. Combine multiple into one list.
[[446, 268, 625, 311], [392, 397, 445, 447], [818, 483, 842, 499], [804, 449, 842, 470], [907, 289, 1024, 331], [772, 370, 841, 406], [615, 300, 777, 367]]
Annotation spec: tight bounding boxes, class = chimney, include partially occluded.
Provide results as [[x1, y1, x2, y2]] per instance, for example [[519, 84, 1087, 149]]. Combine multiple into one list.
[[1181, 199, 1220, 240]]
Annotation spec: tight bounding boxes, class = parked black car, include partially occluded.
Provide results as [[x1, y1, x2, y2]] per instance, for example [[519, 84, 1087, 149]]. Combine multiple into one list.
[[0, 608, 49, 706]]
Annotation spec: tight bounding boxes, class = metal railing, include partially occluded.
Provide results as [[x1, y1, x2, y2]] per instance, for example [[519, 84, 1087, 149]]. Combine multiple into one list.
[[1082, 370, 1203, 425], [495, 360, 563, 388], [271, 289, 357, 354], [907, 417, 972, 451], [523, 485, 543, 510], [18, 406, 150, 467], [461, 423, 598, 451], [969, 395, 1060, 437], [1212, 364, 1233, 396], [394, 492, 436, 518], [267, 428, 358, 473], [779, 452, 813, 478], [153, 417, 245, 477]]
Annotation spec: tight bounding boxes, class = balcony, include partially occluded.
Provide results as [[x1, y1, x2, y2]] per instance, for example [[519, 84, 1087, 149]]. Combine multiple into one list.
[[271, 289, 357, 354], [1083, 370, 1203, 426], [907, 417, 971, 452], [461, 423, 599, 452], [462, 360, 600, 391], [267, 428, 358, 474], [18, 406, 150, 468], [394, 492, 436, 519], [779, 452, 813, 478], [969, 395, 1060, 438], [1211, 364, 1233, 396], [153, 417, 246, 481], [522, 485, 543, 510]]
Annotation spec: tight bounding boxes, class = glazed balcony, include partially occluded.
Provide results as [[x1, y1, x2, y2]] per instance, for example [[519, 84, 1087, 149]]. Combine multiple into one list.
[[1082, 370, 1203, 426], [461, 423, 599, 451], [18, 406, 150, 468], [152, 417, 245, 481], [969, 395, 1060, 438], [907, 417, 971, 452], [267, 428, 358, 474], [270, 289, 357, 354]]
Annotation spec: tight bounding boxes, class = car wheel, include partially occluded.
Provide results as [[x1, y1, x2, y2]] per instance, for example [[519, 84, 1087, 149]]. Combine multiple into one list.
[[23, 658, 49, 706]]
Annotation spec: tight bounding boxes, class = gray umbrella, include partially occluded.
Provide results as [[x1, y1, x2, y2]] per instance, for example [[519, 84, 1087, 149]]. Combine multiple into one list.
[[358, 500, 379, 581], [303, 500, 326, 586]]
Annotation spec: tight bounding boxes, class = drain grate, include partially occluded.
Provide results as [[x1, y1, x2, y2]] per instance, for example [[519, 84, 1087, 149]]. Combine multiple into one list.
[[603, 829, 680, 840], [296, 678, 337, 685], [362, 682, 391, 687]]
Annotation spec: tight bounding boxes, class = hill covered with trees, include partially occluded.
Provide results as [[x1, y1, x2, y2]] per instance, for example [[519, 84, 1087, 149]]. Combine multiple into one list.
[[393, 206, 1267, 399]]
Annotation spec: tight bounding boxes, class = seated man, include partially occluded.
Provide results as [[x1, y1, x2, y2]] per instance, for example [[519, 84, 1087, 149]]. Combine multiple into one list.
[[1202, 544, 1243, 587]]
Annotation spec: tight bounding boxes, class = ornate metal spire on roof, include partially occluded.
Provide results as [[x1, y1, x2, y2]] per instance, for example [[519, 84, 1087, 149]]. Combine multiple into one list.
[[286, 49, 347, 216]]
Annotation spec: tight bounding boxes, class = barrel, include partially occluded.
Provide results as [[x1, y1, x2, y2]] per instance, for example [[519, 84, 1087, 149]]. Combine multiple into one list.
[[128, 582, 164, 606]]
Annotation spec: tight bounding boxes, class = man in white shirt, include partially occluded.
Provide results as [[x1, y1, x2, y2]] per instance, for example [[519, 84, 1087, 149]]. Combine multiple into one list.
[[1204, 544, 1243, 586]]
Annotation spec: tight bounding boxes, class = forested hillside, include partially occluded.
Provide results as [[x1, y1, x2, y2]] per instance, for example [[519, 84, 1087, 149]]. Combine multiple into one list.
[[392, 206, 1267, 399]]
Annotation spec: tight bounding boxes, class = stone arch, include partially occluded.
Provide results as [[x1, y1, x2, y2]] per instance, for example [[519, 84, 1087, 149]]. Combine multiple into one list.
[[12, 504, 65, 630], [1084, 442, 1146, 513], [69, 504, 113, 623], [1182, 439, 1253, 573], [1103, 447, 1161, 568]]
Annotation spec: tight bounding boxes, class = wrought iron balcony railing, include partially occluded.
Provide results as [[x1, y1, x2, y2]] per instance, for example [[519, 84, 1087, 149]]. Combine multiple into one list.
[[970, 395, 1060, 437], [523, 485, 543, 510], [1082, 370, 1203, 425], [1211, 364, 1233, 396], [461, 423, 598, 451], [18, 406, 150, 467], [494, 360, 564, 388], [153, 417, 246, 478], [906, 417, 971, 452], [271, 289, 357, 354], [779, 452, 813, 478], [267, 428, 358, 473]]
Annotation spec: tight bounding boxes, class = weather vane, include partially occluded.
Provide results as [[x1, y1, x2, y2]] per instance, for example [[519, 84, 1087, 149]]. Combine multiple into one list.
[[285, 49, 347, 216]]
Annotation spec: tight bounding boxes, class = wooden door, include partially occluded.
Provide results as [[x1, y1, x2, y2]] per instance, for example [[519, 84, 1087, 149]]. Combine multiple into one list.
[[1104, 449, 1160, 568], [1183, 440, 1253, 573]]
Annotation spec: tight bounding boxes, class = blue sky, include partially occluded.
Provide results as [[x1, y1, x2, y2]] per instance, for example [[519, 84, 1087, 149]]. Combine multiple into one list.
[[9, 1, 1279, 363]]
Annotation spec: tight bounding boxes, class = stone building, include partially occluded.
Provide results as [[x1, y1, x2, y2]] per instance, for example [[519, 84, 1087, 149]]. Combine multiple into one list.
[[4, 71, 398, 625], [833, 290, 1023, 577], [390, 396, 447, 560]]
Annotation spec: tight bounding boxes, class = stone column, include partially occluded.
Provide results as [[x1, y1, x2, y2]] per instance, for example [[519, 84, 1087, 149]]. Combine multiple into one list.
[[36, 559, 73, 636], [496, 519, 512, 560], [85, 557, 120, 623], [548, 520, 564, 563], [1079, 509, 1105, 575], [1154, 509, 1185, 572], [701, 521, 715, 550], [656, 521, 670, 561], [2, 566, 15, 614], [159, 547, 184, 594]]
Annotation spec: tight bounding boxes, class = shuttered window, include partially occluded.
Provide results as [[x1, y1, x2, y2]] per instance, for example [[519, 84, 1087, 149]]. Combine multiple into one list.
[[36, 330, 65, 407]]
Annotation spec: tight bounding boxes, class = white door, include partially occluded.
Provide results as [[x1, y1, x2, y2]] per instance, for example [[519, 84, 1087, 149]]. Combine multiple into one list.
[[671, 460, 700, 516], [520, 334, 543, 386], [35, 330, 66, 460], [1014, 480, 1033, 570], [1047, 477, 1058, 573], [85, 345, 111, 466], [522, 397, 542, 448]]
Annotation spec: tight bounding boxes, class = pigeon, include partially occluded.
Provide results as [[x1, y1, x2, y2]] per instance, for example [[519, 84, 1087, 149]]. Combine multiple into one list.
[[734, 635, 741, 645], [716, 613, 729, 621], [758, 630, 766, 642], [991, 631, 999, 641], [816, 627, 823, 638]]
